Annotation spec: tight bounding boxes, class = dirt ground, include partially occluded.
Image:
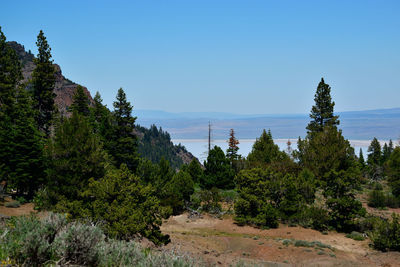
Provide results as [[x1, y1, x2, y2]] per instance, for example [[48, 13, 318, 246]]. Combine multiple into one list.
[[161, 213, 400, 266], [0, 197, 36, 217]]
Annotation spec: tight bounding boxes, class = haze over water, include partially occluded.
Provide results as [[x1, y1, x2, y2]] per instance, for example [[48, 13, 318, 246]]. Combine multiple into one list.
[[172, 139, 385, 161]]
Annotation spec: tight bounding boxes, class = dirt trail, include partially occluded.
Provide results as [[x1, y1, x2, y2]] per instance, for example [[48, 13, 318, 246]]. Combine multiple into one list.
[[161, 213, 400, 266]]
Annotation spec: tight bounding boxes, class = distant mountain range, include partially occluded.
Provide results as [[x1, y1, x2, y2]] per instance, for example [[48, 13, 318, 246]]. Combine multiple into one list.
[[134, 108, 400, 140]]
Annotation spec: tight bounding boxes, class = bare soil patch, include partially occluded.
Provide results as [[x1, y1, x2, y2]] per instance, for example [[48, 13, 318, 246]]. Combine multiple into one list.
[[0, 197, 35, 217], [161, 213, 400, 266]]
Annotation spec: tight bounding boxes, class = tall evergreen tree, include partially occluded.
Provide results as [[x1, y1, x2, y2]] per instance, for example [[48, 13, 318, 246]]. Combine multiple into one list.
[[306, 78, 339, 135], [0, 27, 21, 184], [201, 146, 235, 189], [32, 30, 56, 137], [367, 137, 382, 166], [0, 27, 21, 111], [70, 85, 90, 116], [358, 148, 365, 169], [247, 129, 288, 166], [90, 91, 113, 140], [47, 111, 109, 204], [109, 88, 139, 171], [8, 88, 44, 197], [226, 128, 240, 163]]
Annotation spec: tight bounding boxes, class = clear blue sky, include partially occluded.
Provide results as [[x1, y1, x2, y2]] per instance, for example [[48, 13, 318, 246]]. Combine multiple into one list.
[[2, 0, 400, 114]]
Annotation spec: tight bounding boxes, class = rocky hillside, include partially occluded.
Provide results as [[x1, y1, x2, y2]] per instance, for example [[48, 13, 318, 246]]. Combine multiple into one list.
[[8, 41, 196, 166], [8, 41, 93, 115]]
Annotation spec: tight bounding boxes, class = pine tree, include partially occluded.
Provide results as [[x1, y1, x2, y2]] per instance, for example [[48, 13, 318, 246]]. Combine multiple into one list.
[[71, 85, 90, 116], [201, 146, 235, 189], [0, 27, 21, 111], [32, 30, 56, 137], [109, 88, 139, 171], [358, 148, 365, 169], [0, 27, 21, 184], [306, 78, 339, 135], [226, 128, 240, 163], [8, 88, 44, 197], [367, 138, 382, 166], [247, 129, 288, 166], [47, 111, 109, 203]]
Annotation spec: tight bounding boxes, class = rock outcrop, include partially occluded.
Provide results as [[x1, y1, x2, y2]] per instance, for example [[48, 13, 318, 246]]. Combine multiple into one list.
[[8, 41, 93, 115]]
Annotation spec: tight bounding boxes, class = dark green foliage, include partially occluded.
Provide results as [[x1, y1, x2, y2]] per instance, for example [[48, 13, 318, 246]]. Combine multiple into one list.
[[370, 213, 400, 251], [0, 27, 22, 185], [201, 146, 235, 189], [7, 88, 45, 197], [367, 137, 383, 180], [297, 206, 330, 231], [368, 138, 382, 165], [234, 168, 314, 228], [70, 85, 90, 116], [109, 88, 139, 172], [32, 30, 56, 137], [0, 27, 21, 111], [198, 187, 222, 214], [226, 128, 241, 172], [368, 189, 386, 208], [358, 149, 365, 170], [386, 147, 400, 197], [306, 78, 339, 135], [89, 91, 114, 141], [186, 159, 203, 184], [0, 29, 44, 198], [247, 129, 288, 166], [297, 126, 358, 182], [81, 165, 170, 245], [46, 112, 108, 204], [164, 171, 195, 214], [137, 124, 189, 169], [326, 195, 365, 232]]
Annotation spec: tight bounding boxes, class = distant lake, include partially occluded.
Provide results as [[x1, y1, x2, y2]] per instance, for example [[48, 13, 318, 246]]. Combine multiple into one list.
[[172, 139, 389, 161]]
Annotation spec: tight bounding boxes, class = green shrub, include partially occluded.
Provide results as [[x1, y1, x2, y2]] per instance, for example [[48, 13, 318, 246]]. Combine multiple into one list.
[[368, 190, 400, 209], [345, 231, 365, 241], [5, 201, 20, 208], [385, 194, 400, 208], [54, 222, 104, 266], [33, 187, 52, 211], [16, 196, 27, 204], [370, 213, 400, 251], [254, 203, 279, 228], [373, 182, 384, 190], [0, 213, 203, 266], [368, 189, 386, 208], [0, 214, 66, 266], [297, 206, 330, 231], [199, 188, 222, 214]]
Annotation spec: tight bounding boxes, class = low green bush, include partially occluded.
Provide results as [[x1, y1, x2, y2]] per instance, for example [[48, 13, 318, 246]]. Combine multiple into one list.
[[0, 213, 203, 266], [345, 231, 365, 241], [5, 201, 20, 208], [368, 190, 400, 209], [370, 213, 400, 251], [297, 206, 330, 231]]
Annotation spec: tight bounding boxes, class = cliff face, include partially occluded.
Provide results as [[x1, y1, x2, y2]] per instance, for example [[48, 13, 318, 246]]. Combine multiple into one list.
[[7, 41, 93, 115]]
